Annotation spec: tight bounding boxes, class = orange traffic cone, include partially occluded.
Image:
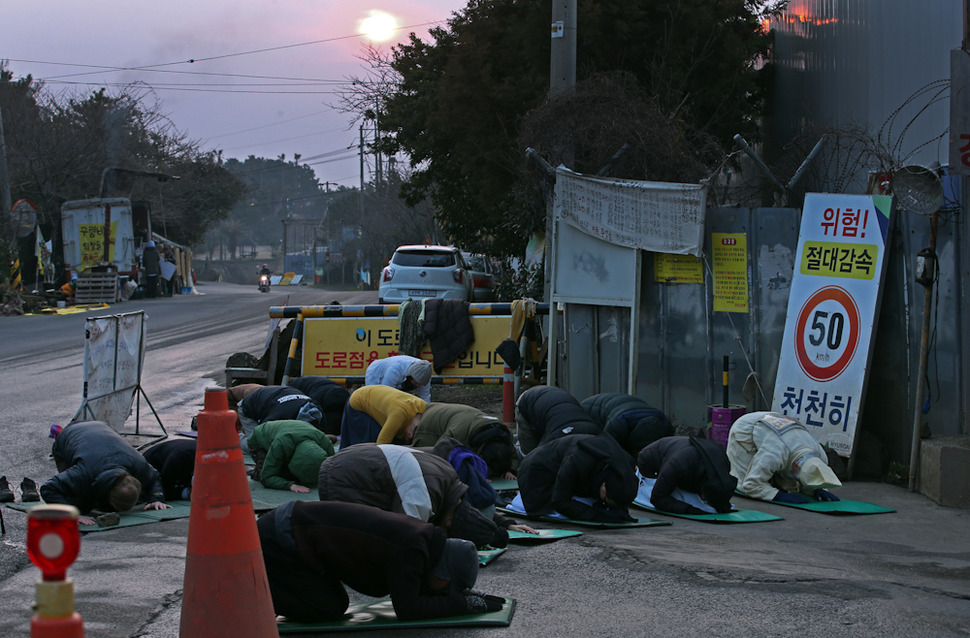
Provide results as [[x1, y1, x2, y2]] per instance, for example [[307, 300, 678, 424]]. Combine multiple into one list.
[[179, 388, 278, 637]]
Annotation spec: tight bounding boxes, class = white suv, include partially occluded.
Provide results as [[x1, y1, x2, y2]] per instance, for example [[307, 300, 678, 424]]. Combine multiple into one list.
[[378, 245, 474, 304]]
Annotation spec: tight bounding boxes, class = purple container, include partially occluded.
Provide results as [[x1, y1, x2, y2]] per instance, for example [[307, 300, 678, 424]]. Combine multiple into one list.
[[709, 405, 746, 449]]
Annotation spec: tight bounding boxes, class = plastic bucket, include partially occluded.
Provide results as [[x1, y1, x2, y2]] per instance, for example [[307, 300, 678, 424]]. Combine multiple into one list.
[[708, 405, 746, 449]]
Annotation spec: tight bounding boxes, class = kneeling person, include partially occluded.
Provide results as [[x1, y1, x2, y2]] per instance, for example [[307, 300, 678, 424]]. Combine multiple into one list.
[[257, 501, 504, 622], [41, 420, 171, 526], [727, 411, 842, 504], [248, 419, 335, 493]]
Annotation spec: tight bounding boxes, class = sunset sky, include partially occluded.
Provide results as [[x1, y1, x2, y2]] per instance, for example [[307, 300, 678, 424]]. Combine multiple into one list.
[[1, 1, 472, 188]]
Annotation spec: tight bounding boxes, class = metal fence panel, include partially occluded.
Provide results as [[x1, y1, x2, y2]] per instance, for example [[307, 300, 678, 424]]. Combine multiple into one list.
[[561, 204, 966, 472]]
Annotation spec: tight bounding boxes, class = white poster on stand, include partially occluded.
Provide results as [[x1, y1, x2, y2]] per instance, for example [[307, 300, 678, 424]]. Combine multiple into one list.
[[74, 312, 146, 431], [772, 193, 895, 459]]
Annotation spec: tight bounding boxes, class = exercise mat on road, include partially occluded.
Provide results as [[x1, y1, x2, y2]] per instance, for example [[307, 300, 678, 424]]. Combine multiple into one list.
[[7, 500, 192, 532], [277, 597, 515, 634], [632, 497, 782, 523], [508, 528, 583, 543], [479, 548, 505, 566], [489, 478, 519, 491], [499, 504, 668, 529], [736, 491, 895, 515], [501, 493, 669, 528], [249, 479, 318, 511]]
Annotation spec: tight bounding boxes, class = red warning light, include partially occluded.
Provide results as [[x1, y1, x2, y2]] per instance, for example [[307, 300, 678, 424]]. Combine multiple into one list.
[[27, 505, 81, 582]]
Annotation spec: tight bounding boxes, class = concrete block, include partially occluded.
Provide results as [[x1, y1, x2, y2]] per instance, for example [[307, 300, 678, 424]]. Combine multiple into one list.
[[919, 435, 970, 508]]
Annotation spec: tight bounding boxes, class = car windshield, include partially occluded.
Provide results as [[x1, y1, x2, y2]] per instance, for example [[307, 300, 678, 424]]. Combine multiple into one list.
[[393, 250, 457, 268], [464, 254, 487, 270]]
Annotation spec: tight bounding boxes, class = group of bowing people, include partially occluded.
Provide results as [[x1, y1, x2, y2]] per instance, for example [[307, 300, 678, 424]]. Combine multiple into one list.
[[34, 353, 843, 623]]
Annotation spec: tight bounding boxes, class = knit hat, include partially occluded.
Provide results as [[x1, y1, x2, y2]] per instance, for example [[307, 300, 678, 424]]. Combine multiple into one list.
[[594, 466, 637, 507], [477, 440, 512, 477], [407, 360, 432, 386], [688, 437, 738, 513], [146, 240, 155, 248], [633, 414, 675, 447], [431, 538, 479, 593], [799, 457, 842, 490], [449, 499, 505, 549]]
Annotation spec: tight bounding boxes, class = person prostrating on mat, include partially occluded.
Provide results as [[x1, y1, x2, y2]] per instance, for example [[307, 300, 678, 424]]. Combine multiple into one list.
[[41, 420, 172, 526], [257, 500, 506, 623], [636, 436, 737, 514], [517, 433, 638, 523], [726, 411, 842, 504]]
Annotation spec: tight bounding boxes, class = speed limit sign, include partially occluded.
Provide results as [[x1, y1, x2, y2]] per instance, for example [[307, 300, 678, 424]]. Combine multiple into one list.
[[794, 286, 860, 381], [773, 193, 894, 459]]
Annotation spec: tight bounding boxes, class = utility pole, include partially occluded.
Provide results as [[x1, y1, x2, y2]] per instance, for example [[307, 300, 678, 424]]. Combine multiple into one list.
[[549, 1, 577, 97], [0, 104, 12, 233], [544, 1, 577, 387]]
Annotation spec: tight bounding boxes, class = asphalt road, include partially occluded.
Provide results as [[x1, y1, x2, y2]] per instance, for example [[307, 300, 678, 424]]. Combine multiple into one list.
[[1, 282, 968, 637], [0, 281, 375, 635]]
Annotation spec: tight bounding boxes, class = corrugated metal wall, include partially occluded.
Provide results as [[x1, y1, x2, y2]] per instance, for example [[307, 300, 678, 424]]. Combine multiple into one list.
[[769, 0, 960, 186], [561, 200, 965, 476]]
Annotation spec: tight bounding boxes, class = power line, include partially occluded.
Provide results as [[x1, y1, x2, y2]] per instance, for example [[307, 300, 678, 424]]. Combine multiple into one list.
[[2, 20, 441, 81], [39, 79, 344, 95]]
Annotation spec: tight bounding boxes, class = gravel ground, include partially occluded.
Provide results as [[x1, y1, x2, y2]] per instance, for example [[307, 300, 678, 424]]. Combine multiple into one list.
[[432, 385, 506, 418]]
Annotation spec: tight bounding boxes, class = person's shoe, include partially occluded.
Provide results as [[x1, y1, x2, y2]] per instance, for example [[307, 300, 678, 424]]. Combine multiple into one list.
[[20, 478, 40, 503], [0, 476, 14, 503]]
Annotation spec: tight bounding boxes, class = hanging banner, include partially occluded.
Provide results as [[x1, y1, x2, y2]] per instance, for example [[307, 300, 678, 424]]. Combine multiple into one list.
[[553, 166, 707, 257], [772, 193, 894, 458]]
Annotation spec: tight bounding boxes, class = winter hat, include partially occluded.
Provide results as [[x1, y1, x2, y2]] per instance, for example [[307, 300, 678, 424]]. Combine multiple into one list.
[[594, 466, 637, 506], [634, 414, 675, 447], [799, 457, 842, 490], [146, 240, 155, 248], [477, 440, 512, 477], [449, 499, 505, 549], [688, 437, 737, 513], [407, 360, 433, 386], [432, 538, 479, 593]]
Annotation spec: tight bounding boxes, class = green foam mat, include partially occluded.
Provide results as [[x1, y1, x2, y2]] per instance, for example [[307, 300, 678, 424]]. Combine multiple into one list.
[[735, 491, 895, 515], [489, 478, 519, 491], [249, 479, 318, 511], [497, 507, 669, 528], [508, 528, 583, 542], [278, 597, 515, 633], [6, 500, 192, 532], [479, 547, 505, 565], [632, 497, 782, 523]]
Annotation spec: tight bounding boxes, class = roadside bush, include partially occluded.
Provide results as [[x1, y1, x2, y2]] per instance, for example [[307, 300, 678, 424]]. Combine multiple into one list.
[[493, 260, 543, 302]]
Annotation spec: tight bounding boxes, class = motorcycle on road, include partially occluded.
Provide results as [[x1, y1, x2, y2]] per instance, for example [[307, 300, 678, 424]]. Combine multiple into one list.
[[258, 274, 271, 293]]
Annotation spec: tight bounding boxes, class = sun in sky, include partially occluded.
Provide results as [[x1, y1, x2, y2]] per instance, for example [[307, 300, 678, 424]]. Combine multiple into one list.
[[359, 10, 400, 42]]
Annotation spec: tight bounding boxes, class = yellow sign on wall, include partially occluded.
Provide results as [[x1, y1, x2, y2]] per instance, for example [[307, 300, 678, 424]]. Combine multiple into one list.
[[712, 232, 749, 313], [79, 222, 118, 268], [653, 252, 703, 283], [302, 316, 511, 377]]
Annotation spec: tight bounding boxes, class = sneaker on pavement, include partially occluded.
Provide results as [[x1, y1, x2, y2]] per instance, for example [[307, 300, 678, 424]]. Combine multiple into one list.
[[20, 477, 40, 503], [0, 476, 13, 503]]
